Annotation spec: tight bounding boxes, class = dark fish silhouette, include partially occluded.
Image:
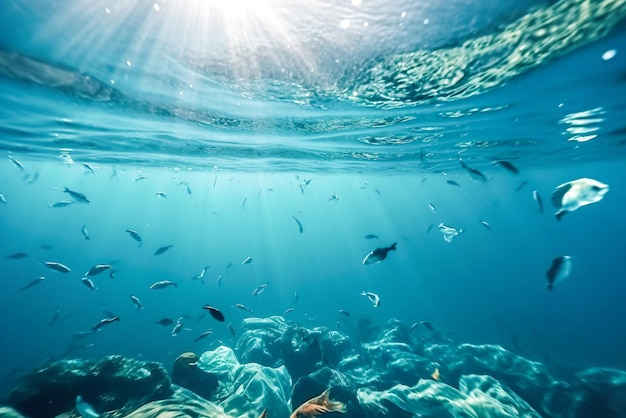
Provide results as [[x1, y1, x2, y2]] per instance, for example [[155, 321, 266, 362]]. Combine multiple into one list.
[[546, 256, 572, 291], [5, 252, 28, 260], [203, 305, 225, 322], [493, 160, 519, 174], [90, 316, 120, 331], [516, 181, 529, 192], [292, 215, 303, 233], [364, 234, 379, 240], [126, 229, 143, 245], [18, 277, 45, 292], [362, 242, 397, 265], [85, 264, 113, 277], [49, 310, 61, 327], [155, 318, 174, 326], [446, 180, 461, 187], [154, 245, 173, 255], [8, 155, 24, 171], [63, 187, 90, 203], [460, 159, 487, 182], [194, 330, 213, 342]]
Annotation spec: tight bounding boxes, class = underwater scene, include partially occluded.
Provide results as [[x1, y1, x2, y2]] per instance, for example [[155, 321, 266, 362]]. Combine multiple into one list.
[[1, 0, 626, 417]]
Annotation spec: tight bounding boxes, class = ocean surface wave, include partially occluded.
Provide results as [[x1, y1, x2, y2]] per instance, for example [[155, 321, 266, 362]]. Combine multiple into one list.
[[1, 0, 626, 171]]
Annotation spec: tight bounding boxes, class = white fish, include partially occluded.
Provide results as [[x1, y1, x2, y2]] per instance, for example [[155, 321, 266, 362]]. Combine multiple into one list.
[[171, 317, 183, 337], [44, 261, 71, 273], [49, 201, 74, 208], [252, 283, 269, 296], [149, 280, 177, 290], [361, 291, 380, 307], [81, 225, 90, 240], [551, 178, 609, 220], [81, 277, 97, 290], [130, 295, 143, 309], [156, 191, 167, 199], [8, 155, 24, 171], [241, 256, 253, 266], [0, 194, 7, 204], [546, 256, 573, 291], [438, 222, 464, 242], [76, 395, 100, 418]]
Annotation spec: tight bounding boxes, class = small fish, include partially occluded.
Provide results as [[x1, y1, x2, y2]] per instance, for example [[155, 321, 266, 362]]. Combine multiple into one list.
[[284, 308, 295, 315], [293, 291, 299, 304], [81, 225, 90, 240], [242, 197, 247, 208], [252, 283, 269, 296], [551, 178, 609, 220], [228, 322, 236, 337], [126, 229, 143, 245], [49, 310, 61, 326], [337, 309, 351, 317], [81, 277, 97, 290], [149, 280, 177, 290], [493, 160, 519, 174], [193, 266, 209, 281], [171, 318, 183, 337], [421, 176, 428, 186], [419, 320, 434, 331], [130, 295, 143, 309], [73, 330, 97, 340], [194, 330, 213, 342], [428, 203, 436, 214], [289, 388, 346, 418], [44, 261, 71, 273], [217, 274, 223, 286], [90, 316, 120, 331], [40, 244, 53, 250], [293, 215, 304, 233], [26, 171, 40, 184], [18, 276, 45, 292], [242, 256, 253, 266], [459, 159, 487, 182], [154, 245, 173, 255], [235, 304, 253, 313], [0, 193, 6, 204], [364, 234, 379, 240], [533, 190, 544, 213], [49, 201, 74, 208], [155, 318, 174, 326], [438, 222, 464, 243], [546, 255, 572, 291], [203, 305, 225, 322], [479, 220, 492, 231], [431, 368, 440, 381], [328, 193, 340, 201], [362, 242, 397, 265], [63, 187, 90, 204], [81, 163, 95, 174], [8, 155, 24, 171], [426, 223, 434, 234], [516, 181, 529, 192], [361, 291, 380, 307], [156, 191, 167, 199], [134, 175, 147, 182], [446, 180, 461, 187], [5, 252, 28, 260], [84, 264, 113, 277], [76, 395, 100, 418]]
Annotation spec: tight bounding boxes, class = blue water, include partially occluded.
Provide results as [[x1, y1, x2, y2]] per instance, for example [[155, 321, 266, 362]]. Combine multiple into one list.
[[1, 0, 626, 409]]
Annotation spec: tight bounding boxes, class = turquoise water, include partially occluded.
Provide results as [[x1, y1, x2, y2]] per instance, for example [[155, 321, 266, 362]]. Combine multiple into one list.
[[1, 0, 626, 416]]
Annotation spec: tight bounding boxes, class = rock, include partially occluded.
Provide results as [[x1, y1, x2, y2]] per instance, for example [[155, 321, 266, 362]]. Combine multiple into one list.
[[171, 352, 218, 400], [6, 356, 172, 418], [197, 346, 292, 418], [577, 367, 626, 416]]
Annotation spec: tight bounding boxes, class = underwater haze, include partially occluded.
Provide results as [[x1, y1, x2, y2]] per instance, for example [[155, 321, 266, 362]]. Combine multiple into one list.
[[1, 0, 626, 417]]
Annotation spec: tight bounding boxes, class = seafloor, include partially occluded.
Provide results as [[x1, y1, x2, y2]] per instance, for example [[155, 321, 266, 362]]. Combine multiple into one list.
[[2, 316, 625, 418]]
